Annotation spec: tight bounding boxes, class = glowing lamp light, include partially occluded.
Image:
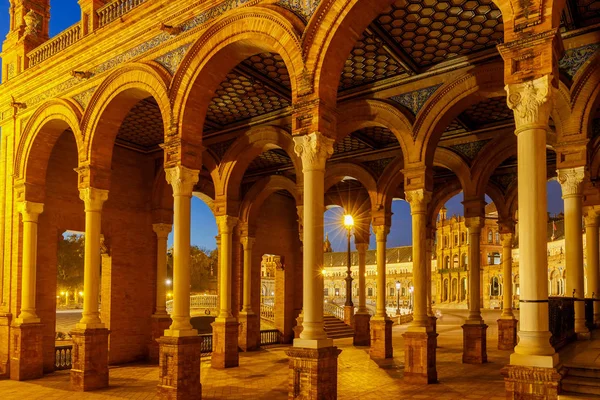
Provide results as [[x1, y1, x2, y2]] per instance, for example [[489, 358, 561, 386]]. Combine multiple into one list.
[[79, 291, 83, 296], [165, 279, 172, 285], [321, 269, 327, 276], [343, 214, 354, 229], [395, 281, 401, 290]]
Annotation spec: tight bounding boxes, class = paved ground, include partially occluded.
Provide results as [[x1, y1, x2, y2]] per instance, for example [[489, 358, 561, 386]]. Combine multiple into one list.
[[3, 309, 519, 399]]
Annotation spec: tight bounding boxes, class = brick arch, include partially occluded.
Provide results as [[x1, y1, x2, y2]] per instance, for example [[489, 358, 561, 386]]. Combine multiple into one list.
[[567, 50, 600, 139], [433, 147, 474, 197], [414, 64, 505, 166], [324, 162, 377, 211], [336, 99, 415, 158], [216, 126, 302, 214], [485, 181, 509, 221], [82, 62, 172, 188], [471, 137, 517, 198], [171, 7, 304, 167], [239, 175, 299, 231], [428, 178, 462, 229], [16, 98, 83, 202], [375, 155, 404, 214]]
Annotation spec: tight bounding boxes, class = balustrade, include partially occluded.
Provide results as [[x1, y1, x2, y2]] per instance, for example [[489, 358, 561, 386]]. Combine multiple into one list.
[[260, 329, 281, 346], [28, 24, 81, 66], [323, 301, 344, 320], [55, 345, 72, 370], [260, 303, 275, 321], [98, 0, 148, 27]]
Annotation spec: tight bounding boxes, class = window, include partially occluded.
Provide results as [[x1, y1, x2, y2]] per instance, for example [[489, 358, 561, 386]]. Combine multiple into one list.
[[488, 230, 493, 243], [490, 277, 500, 296], [453, 254, 459, 269], [460, 277, 467, 301], [454, 235, 458, 246], [334, 288, 340, 296], [444, 256, 450, 269], [495, 231, 500, 244], [368, 288, 373, 297], [461, 253, 467, 267], [443, 279, 449, 302], [324, 288, 329, 297], [390, 287, 395, 296], [461, 232, 465, 244]]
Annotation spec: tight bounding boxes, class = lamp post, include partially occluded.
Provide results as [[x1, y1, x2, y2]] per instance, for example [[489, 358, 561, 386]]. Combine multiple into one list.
[[344, 214, 354, 307], [395, 281, 401, 315]]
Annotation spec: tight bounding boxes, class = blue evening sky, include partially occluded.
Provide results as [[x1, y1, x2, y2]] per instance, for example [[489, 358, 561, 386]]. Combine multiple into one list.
[[0, 3, 565, 251]]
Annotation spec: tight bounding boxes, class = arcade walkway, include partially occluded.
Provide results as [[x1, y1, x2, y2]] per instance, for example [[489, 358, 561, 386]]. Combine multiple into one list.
[[1, 311, 512, 400]]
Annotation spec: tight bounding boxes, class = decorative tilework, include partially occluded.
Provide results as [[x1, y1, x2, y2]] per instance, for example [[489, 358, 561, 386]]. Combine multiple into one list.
[[491, 172, 517, 191], [155, 44, 193, 75], [449, 139, 491, 161], [208, 137, 237, 160], [276, 0, 321, 22], [559, 43, 600, 79], [362, 157, 395, 178], [390, 84, 443, 116], [72, 87, 97, 110], [181, 0, 262, 32]]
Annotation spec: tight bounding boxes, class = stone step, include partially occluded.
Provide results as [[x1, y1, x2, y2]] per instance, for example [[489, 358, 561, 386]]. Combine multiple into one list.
[[323, 314, 354, 339], [566, 365, 600, 379], [562, 376, 600, 396]]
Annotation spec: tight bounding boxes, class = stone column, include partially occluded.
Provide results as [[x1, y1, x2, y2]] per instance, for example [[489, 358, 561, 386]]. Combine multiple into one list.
[[502, 75, 559, 392], [354, 242, 370, 346], [71, 187, 109, 391], [370, 224, 392, 360], [558, 167, 589, 338], [403, 189, 437, 384], [212, 215, 239, 368], [426, 227, 436, 333], [149, 224, 172, 364], [498, 223, 517, 350], [239, 236, 259, 352], [157, 166, 202, 400], [585, 208, 600, 326], [10, 201, 44, 381], [462, 216, 487, 364], [286, 132, 341, 399]]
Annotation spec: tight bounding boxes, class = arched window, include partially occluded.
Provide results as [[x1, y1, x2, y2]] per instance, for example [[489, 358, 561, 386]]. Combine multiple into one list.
[[461, 232, 465, 244], [461, 253, 467, 268], [443, 279, 449, 302], [490, 276, 500, 296], [460, 277, 467, 301], [451, 278, 458, 302], [495, 231, 500, 244], [488, 230, 493, 243], [453, 254, 459, 269], [444, 256, 450, 269]]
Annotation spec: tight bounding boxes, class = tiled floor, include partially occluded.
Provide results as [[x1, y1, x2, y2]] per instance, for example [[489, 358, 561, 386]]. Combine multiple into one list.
[[1, 311, 517, 400]]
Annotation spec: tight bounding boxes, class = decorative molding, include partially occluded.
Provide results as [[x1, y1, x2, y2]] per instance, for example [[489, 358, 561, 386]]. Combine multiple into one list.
[[155, 44, 192, 75], [165, 166, 200, 196], [276, 0, 320, 22], [448, 139, 491, 162], [390, 84, 443, 116], [72, 86, 97, 110], [216, 215, 239, 234], [464, 216, 484, 232], [557, 166, 585, 198], [152, 223, 172, 238], [78, 187, 109, 212], [506, 75, 553, 129], [559, 43, 600, 79], [293, 132, 335, 172], [18, 201, 44, 222]]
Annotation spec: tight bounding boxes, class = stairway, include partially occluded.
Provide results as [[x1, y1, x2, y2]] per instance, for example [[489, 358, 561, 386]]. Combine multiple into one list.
[[323, 314, 354, 339], [561, 365, 600, 398]]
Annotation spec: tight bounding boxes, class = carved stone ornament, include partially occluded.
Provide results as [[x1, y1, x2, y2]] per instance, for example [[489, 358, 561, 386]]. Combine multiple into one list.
[[372, 225, 391, 241], [500, 232, 513, 248], [24, 9, 42, 36], [165, 166, 199, 196], [557, 167, 585, 198], [405, 189, 432, 214], [506, 75, 553, 130], [216, 215, 239, 234], [19, 201, 44, 222], [240, 236, 256, 250], [293, 132, 335, 172], [152, 223, 172, 238], [79, 187, 109, 212], [464, 216, 484, 232]]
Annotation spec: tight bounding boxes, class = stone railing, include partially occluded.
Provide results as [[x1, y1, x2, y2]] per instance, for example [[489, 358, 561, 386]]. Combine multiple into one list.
[[261, 296, 275, 306], [98, 0, 148, 27], [55, 345, 72, 370], [166, 294, 218, 314], [260, 303, 274, 322], [323, 301, 344, 320], [28, 23, 81, 67], [260, 329, 281, 346], [199, 333, 212, 356]]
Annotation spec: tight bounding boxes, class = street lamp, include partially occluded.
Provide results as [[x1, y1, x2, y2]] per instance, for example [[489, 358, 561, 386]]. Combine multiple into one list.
[[343, 214, 354, 307], [409, 286, 414, 312], [395, 281, 401, 315]]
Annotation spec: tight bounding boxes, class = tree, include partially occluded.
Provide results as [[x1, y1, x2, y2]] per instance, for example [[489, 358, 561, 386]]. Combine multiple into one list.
[[57, 234, 85, 294]]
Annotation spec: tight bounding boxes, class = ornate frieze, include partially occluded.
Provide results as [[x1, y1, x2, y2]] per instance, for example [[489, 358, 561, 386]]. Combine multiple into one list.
[[293, 132, 334, 172], [390, 84, 443, 116], [72, 86, 97, 110], [506, 75, 553, 129], [448, 139, 491, 162], [373, 225, 390, 241], [557, 166, 585, 198], [155, 44, 193, 75], [559, 43, 600, 79]]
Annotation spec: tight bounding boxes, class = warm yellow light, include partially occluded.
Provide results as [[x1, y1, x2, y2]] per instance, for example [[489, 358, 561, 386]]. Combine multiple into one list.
[[321, 269, 327, 276], [60, 291, 65, 296], [79, 291, 83, 296], [343, 214, 354, 228]]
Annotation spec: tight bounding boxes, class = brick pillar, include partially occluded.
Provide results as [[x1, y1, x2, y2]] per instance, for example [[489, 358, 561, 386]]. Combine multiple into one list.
[[70, 328, 109, 391], [211, 320, 239, 368], [238, 313, 259, 352], [369, 319, 393, 359], [286, 346, 341, 400], [353, 313, 370, 346], [403, 331, 437, 384], [462, 324, 487, 363], [10, 323, 44, 380], [149, 316, 172, 364], [157, 336, 202, 399], [497, 319, 518, 351]]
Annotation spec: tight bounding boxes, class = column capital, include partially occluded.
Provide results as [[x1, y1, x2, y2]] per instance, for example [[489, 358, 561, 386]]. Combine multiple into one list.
[[557, 166, 585, 198], [584, 207, 600, 227], [464, 216, 484, 232], [355, 242, 369, 253], [506, 75, 554, 131], [498, 219, 516, 235], [18, 201, 44, 222], [293, 132, 334, 172], [165, 165, 199, 197], [500, 232, 514, 248], [405, 189, 431, 214], [216, 215, 238, 234], [373, 225, 390, 241], [152, 223, 172, 239], [78, 187, 109, 212], [240, 236, 256, 250]]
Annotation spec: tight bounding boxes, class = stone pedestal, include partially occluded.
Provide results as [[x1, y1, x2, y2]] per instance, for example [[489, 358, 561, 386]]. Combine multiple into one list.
[[286, 346, 341, 400], [497, 318, 518, 351], [157, 335, 202, 400], [238, 312, 259, 352], [369, 319, 393, 360], [343, 306, 354, 328], [502, 365, 562, 400], [211, 320, 239, 368], [353, 313, 370, 346], [10, 323, 43, 381], [402, 331, 438, 384], [462, 324, 487, 364], [70, 328, 109, 391], [149, 315, 172, 364]]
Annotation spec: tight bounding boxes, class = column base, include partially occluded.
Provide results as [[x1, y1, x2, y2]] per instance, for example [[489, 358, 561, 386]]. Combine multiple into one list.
[[369, 319, 393, 360], [157, 335, 202, 400], [70, 328, 109, 391], [10, 322, 44, 381], [149, 315, 172, 364], [286, 346, 341, 400], [353, 313, 370, 346], [343, 306, 354, 328], [501, 365, 562, 400], [497, 319, 518, 351], [211, 320, 239, 368], [462, 324, 487, 364], [402, 331, 438, 384], [238, 312, 259, 352]]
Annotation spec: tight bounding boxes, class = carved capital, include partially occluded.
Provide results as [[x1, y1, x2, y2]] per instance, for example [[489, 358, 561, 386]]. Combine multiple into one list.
[[165, 166, 199, 197], [78, 187, 109, 212], [464, 216, 484, 233], [372, 225, 390, 242], [585, 207, 600, 227], [355, 242, 369, 254], [557, 167, 585, 198], [500, 232, 514, 248], [18, 201, 44, 223], [405, 189, 431, 214], [241, 236, 256, 250], [498, 219, 515, 235], [293, 132, 334, 172], [216, 215, 238, 235], [152, 223, 172, 239], [506, 75, 553, 131]]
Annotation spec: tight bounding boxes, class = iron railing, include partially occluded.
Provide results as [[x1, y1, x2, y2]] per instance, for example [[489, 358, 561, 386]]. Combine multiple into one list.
[[260, 329, 281, 346], [199, 334, 212, 356], [97, 0, 148, 27], [55, 345, 72, 370]]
